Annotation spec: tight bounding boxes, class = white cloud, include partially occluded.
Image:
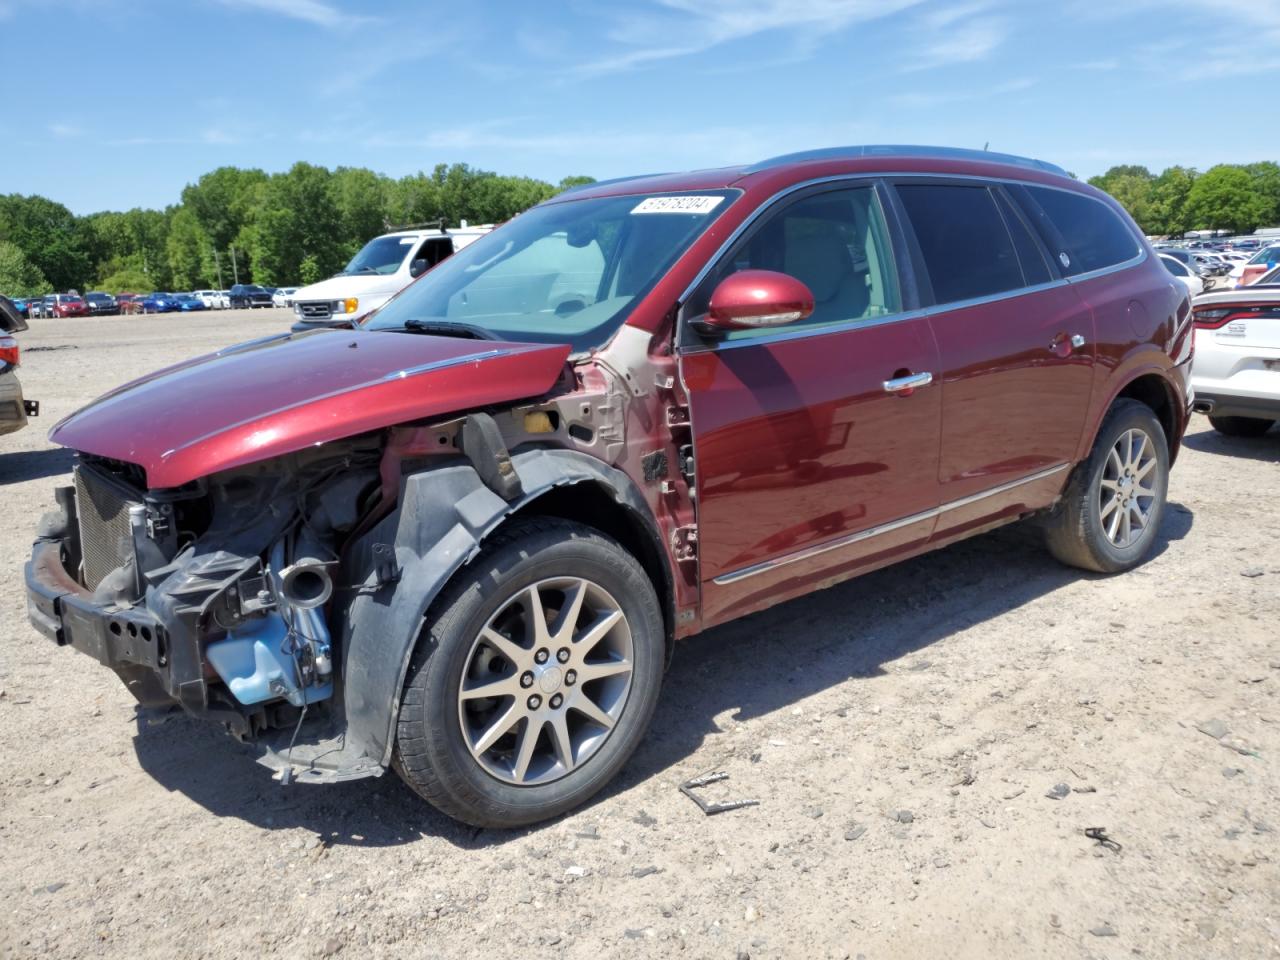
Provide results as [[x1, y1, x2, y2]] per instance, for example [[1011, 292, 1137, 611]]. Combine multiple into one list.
[[575, 0, 925, 75], [902, 15, 1009, 70], [890, 76, 1033, 108], [48, 123, 81, 138], [215, 0, 368, 28]]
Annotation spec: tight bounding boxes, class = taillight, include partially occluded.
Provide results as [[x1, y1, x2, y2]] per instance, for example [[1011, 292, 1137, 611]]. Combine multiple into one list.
[[0, 335, 18, 367]]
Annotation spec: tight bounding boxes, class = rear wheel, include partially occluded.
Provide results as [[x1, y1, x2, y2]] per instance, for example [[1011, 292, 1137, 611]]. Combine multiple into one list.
[[394, 518, 665, 828], [1208, 415, 1274, 437], [1044, 399, 1169, 573]]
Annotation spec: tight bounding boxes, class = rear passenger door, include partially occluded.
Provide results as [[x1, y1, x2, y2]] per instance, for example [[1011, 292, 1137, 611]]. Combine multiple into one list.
[[890, 179, 1095, 536]]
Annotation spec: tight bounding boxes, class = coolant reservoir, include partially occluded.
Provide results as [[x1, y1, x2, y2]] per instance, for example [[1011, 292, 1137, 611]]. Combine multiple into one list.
[[205, 614, 333, 707]]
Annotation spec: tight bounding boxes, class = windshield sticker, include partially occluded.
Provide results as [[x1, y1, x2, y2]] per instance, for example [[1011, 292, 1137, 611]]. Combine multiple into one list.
[[632, 195, 724, 215]]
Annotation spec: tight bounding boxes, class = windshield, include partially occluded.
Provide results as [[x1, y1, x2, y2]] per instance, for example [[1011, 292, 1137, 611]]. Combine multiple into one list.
[[342, 235, 420, 276], [1247, 246, 1280, 264], [365, 191, 737, 351]]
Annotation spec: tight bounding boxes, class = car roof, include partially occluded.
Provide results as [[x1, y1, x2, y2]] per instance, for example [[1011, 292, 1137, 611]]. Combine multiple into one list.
[[554, 144, 1073, 203]]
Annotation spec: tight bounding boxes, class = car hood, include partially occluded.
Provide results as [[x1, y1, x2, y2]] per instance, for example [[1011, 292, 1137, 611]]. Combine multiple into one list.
[[293, 273, 401, 301], [50, 329, 571, 488]]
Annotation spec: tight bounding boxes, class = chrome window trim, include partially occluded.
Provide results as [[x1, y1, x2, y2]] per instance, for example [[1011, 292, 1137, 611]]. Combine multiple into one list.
[[675, 170, 1149, 350], [711, 462, 1070, 586]]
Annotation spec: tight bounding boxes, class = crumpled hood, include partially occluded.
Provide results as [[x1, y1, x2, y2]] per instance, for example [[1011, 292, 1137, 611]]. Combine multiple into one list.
[[51, 329, 571, 488]]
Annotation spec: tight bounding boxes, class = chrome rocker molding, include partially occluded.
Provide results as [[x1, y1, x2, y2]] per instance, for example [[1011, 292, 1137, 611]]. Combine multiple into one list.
[[711, 462, 1070, 586]]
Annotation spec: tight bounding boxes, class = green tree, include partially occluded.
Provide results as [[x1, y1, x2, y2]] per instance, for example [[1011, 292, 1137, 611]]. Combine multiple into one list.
[[1088, 166, 1156, 233], [1184, 165, 1269, 234], [166, 208, 210, 290], [1244, 161, 1280, 229], [181, 166, 269, 252], [0, 194, 92, 290], [329, 166, 390, 255], [1147, 166, 1198, 237], [0, 240, 53, 296], [247, 162, 344, 285], [558, 175, 597, 191]]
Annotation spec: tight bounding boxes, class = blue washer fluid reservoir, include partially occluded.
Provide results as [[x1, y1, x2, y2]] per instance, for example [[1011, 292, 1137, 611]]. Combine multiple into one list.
[[205, 613, 333, 707]]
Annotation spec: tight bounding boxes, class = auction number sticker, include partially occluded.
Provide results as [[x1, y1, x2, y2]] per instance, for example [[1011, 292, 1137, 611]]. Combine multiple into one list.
[[632, 195, 724, 215]]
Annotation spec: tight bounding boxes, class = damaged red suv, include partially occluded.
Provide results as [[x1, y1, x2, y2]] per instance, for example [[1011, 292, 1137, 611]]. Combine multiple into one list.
[[26, 146, 1193, 827]]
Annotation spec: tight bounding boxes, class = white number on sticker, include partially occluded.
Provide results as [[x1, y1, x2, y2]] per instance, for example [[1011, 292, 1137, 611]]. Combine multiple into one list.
[[632, 196, 724, 215]]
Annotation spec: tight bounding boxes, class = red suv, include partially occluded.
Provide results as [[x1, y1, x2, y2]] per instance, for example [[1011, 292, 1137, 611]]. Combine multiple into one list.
[[50, 293, 91, 318], [26, 146, 1192, 827]]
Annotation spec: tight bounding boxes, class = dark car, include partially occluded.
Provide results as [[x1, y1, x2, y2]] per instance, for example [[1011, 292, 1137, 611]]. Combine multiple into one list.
[[0, 296, 37, 436], [228, 284, 274, 309], [139, 292, 178, 313], [84, 292, 119, 316], [25, 145, 1191, 829]]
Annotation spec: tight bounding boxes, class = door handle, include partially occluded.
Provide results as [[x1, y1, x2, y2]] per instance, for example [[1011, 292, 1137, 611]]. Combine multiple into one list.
[[1050, 333, 1087, 355], [883, 372, 933, 393]]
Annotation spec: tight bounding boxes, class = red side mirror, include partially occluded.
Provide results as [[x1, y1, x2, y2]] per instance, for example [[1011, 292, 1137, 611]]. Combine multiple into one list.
[[702, 269, 814, 332]]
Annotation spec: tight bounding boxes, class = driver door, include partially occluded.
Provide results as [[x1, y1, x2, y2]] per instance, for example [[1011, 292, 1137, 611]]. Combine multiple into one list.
[[678, 183, 943, 626]]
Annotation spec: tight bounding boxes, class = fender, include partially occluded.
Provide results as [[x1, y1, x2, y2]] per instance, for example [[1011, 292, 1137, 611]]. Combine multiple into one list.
[[1077, 351, 1187, 464], [337, 447, 666, 767]]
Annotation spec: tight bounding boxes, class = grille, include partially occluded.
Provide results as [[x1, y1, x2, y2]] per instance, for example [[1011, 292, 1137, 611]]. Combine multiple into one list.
[[297, 301, 332, 320], [75, 465, 141, 590]]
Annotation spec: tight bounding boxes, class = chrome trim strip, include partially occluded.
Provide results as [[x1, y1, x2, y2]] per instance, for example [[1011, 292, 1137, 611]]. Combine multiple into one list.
[[710, 462, 1070, 586], [382, 348, 506, 381], [679, 307, 928, 354]]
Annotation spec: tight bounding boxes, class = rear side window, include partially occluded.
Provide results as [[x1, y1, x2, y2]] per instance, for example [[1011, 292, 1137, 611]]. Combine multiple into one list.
[[895, 184, 1024, 304], [1020, 186, 1141, 276]]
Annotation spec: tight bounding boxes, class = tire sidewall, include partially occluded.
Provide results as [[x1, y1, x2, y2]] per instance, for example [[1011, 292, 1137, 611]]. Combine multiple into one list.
[[406, 527, 664, 824], [1082, 403, 1169, 569]]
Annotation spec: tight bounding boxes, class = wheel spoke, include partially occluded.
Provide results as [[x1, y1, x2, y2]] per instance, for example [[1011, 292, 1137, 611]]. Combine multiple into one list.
[[1099, 478, 1120, 491], [524, 585, 551, 646], [1106, 504, 1122, 541], [1135, 457, 1157, 481], [578, 657, 631, 682], [459, 674, 518, 701], [551, 580, 588, 643], [574, 608, 623, 652], [1119, 508, 1131, 545], [479, 627, 527, 668], [472, 703, 520, 755], [511, 718, 542, 782], [1106, 446, 1123, 477], [1100, 494, 1121, 520], [1130, 502, 1146, 530], [570, 694, 615, 730], [1130, 432, 1148, 470], [549, 714, 575, 771]]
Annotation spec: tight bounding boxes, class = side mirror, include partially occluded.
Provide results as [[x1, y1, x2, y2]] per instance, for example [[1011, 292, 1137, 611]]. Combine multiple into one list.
[[409, 258, 429, 278], [700, 269, 814, 333], [0, 296, 29, 334]]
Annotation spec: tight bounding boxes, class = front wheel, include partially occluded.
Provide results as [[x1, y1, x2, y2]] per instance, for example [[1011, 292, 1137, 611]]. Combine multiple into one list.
[[394, 518, 665, 828], [1044, 399, 1169, 573], [1208, 415, 1274, 437]]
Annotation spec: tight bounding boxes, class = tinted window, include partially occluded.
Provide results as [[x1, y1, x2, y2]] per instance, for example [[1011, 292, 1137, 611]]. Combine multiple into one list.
[[994, 190, 1052, 285], [896, 184, 1023, 304], [1021, 186, 1140, 275], [1160, 256, 1189, 277], [687, 186, 900, 340]]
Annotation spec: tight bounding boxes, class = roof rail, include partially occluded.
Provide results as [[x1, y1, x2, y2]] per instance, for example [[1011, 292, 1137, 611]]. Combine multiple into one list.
[[743, 145, 1069, 177]]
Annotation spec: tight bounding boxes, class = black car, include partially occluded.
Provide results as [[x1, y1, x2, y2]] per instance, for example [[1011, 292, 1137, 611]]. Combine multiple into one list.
[[84, 291, 119, 316], [228, 284, 274, 309]]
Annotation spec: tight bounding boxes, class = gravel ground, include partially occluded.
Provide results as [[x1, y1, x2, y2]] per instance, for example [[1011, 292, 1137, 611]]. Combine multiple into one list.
[[1, 311, 1278, 959]]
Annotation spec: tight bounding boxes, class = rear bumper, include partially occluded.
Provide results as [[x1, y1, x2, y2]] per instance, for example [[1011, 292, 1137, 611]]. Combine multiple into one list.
[[1191, 391, 1280, 421], [0, 370, 28, 436]]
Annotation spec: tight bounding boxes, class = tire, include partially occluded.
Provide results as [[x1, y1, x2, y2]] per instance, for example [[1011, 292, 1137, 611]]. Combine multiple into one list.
[[1208, 415, 1274, 437], [1044, 398, 1169, 574], [393, 517, 665, 828]]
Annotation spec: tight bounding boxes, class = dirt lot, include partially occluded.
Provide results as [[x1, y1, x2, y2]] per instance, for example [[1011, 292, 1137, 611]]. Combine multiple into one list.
[[1, 311, 1277, 959]]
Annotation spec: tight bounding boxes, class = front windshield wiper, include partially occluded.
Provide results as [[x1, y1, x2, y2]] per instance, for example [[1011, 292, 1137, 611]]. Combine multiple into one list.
[[401, 318, 499, 341], [342, 266, 381, 276]]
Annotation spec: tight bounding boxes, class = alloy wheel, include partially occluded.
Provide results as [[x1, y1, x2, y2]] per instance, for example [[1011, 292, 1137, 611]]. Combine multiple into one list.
[[1099, 427, 1159, 548], [456, 577, 634, 786]]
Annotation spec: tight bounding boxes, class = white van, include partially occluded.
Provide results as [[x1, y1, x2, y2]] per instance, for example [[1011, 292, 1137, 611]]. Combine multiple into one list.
[[291, 222, 493, 329]]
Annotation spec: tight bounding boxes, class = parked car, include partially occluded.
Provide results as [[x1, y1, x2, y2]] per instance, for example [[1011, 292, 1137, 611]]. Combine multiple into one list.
[[1158, 247, 1208, 277], [116, 293, 143, 314], [291, 223, 493, 330], [1160, 253, 1204, 297], [50, 293, 90, 318], [1192, 253, 1230, 277], [193, 290, 223, 309], [170, 294, 207, 313], [84, 291, 119, 316], [139, 292, 178, 313], [1226, 244, 1280, 287], [272, 286, 299, 308], [228, 284, 274, 309], [25, 145, 1191, 828], [1190, 280, 1280, 436], [0, 296, 37, 436], [6, 296, 31, 318]]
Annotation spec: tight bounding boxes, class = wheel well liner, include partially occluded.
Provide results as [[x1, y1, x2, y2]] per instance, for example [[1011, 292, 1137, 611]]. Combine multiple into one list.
[[337, 448, 672, 768], [1114, 372, 1181, 461]]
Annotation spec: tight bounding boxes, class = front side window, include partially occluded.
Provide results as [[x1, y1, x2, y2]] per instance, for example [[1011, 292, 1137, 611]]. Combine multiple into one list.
[[1020, 186, 1141, 276], [685, 185, 901, 341], [896, 183, 1025, 304], [343, 235, 419, 276], [366, 191, 736, 352]]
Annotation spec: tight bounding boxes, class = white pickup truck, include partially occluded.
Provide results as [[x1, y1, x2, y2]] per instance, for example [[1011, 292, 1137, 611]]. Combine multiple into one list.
[[291, 222, 493, 330]]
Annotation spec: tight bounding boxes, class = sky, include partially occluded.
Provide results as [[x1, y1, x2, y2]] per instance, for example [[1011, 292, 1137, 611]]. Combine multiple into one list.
[[3, 0, 1279, 214]]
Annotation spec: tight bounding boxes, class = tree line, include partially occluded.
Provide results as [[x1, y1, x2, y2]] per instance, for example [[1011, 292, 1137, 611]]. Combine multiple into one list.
[[0, 162, 595, 296], [1086, 162, 1280, 237]]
